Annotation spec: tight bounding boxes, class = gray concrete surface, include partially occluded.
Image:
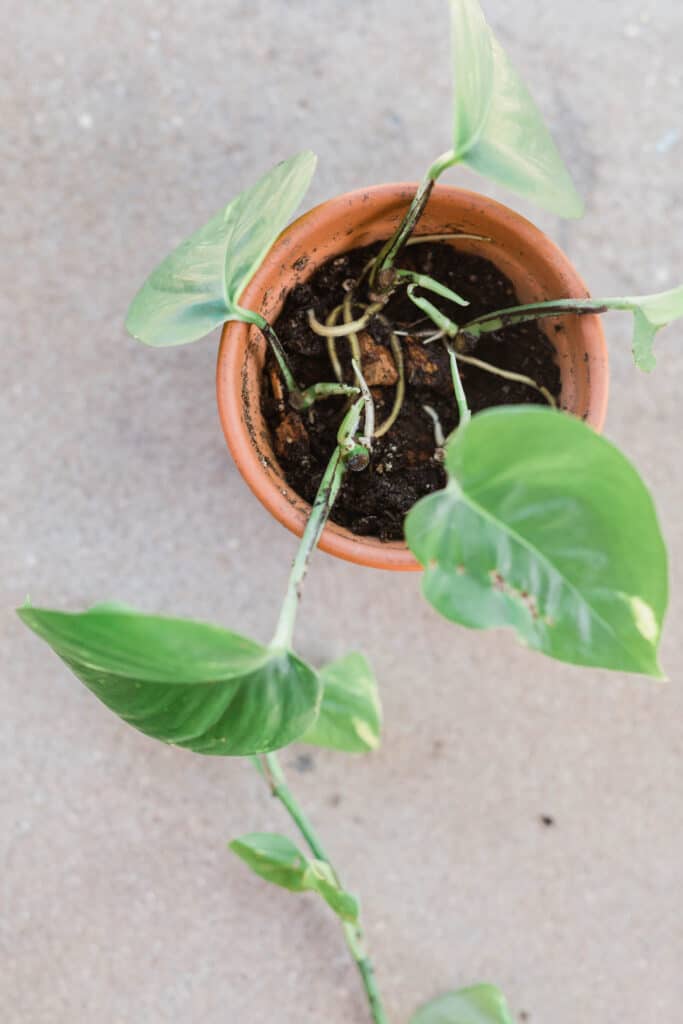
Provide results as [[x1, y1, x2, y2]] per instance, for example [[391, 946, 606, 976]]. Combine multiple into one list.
[[3, 2, 683, 1022]]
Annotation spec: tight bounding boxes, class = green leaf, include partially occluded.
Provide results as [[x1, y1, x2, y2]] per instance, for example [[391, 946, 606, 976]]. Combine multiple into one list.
[[229, 833, 359, 923], [125, 150, 317, 346], [450, 0, 495, 158], [302, 653, 382, 753], [446, 0, 582, 218], [629, 284, 683, 371], [18, 605, 321, 755], [411, 984, 515, 1024], [406, 407, 668, 677]]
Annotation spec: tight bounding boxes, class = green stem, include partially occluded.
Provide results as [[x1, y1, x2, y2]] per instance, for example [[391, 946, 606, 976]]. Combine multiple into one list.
[[261, 752, 389, 1024], [262, 752, 330, 859], [445, 340, 471, 426], [371, 151, 457, 283], [239, 308, 305, 408], [407, 287, 458, 337], [372, 174, 436, 282], [270, 445, 347, 650], [426, 148, 457, 181], [271, 397, 369, 650], [461, 298, 613, 342], [396, 270, 469, 307]]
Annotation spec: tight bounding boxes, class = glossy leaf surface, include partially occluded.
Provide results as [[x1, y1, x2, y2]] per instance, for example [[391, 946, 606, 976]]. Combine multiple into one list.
[[406, 407, 667, 676], [18, 605, 321, 755], [447, 0, 582, 217], [411, 984, 514, 1024], [230, 832, 359, 923], [303, 653, 381, 753], [125, 150, 316, 346]]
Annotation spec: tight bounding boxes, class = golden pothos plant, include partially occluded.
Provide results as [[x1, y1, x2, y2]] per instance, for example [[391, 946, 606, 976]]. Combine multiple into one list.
[[20, 2, 679, 1021]]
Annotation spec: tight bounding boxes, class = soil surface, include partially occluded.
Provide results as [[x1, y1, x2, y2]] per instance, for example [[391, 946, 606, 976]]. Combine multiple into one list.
[[262, 241, 561, 541]]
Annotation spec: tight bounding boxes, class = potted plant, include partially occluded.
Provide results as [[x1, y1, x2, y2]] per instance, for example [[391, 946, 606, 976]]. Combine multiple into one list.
[[19, 2, 680, 1021]]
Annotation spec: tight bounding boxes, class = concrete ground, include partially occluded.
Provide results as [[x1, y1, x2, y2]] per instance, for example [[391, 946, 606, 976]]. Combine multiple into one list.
[[3, 2, 682, 1022]]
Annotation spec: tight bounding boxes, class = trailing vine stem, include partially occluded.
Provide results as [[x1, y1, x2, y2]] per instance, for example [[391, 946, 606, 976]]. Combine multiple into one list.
[[460, 298, 612, 342], [257, 753, 389, 1024], [270, 448, 345, 650], [271, 397, 370, 651], [261, 390, 388, 1023]]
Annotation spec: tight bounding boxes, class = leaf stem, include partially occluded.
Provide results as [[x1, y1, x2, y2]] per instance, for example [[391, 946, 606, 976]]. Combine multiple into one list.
[[395, 269, 470, 308], [260, 752, 389, 1024], [445, 340, 471, 426], [408, 288, 458, 338], [270, 445, 347, 650], [240, 308, 305, 408], [371, 174, 436, 283], [261, 752, 330, 859], [460, 298, 613, 342], [271, 397, 369, 650]]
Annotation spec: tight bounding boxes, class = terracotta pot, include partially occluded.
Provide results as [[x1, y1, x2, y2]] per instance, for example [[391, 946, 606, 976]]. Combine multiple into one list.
[[217, 183, 608, 572]]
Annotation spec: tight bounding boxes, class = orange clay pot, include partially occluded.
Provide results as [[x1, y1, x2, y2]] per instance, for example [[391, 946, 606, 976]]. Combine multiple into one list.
[[217, 183, 608, 571]]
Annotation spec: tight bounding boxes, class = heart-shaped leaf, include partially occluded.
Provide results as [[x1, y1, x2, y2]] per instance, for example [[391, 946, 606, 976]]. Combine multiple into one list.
[[125, 150, 317, 346], [411, 984, 514, 1024], [446, 0, 582, 218], [302, 652, 382, 753], [229, 832, 359, 923], [18, 605, 321, 755], [406, 407, 668, 677]]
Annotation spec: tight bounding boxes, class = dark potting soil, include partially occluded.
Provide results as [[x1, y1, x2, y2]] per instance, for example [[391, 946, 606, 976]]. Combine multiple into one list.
[[262, 241, 561, 541]]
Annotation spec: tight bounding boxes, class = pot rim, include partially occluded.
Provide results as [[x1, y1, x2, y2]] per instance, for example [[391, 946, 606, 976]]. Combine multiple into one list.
[[217, 182, 608, 571]]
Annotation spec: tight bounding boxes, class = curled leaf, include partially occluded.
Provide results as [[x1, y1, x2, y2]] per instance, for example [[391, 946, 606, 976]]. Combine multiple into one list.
[[229, 832, 359, 923]]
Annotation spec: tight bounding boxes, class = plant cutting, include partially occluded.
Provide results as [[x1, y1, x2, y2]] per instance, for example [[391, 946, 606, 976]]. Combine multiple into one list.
[[19, 1, 681, 1021]]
